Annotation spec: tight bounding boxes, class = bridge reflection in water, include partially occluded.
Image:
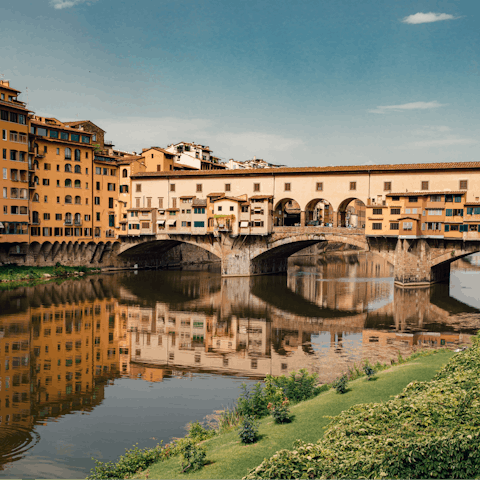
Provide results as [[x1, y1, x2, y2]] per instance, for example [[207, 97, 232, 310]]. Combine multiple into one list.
[[0, 252, 479, 475]]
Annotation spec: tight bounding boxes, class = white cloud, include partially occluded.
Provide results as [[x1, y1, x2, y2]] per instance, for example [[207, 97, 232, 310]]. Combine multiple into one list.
[[368, 101, 446, 114], [50, 0, 97, 9], [401, 12, 459, 24]]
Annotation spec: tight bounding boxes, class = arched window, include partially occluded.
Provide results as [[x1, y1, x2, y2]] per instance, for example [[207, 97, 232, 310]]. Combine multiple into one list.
[[65, 195, 72, 204], [34, 176, 39, 185], [65, 164, 72, 173], [74, 179, 81, 188], [65, 147, 71, 159], [65, 179, 72, 187], [32, 193, 39, 202], [65, 212, 72, 224], [74, 213, 81, 224], [33, 159, 39, 169], [74, 165, 81, 174], [122, 169, 128, 178], [75, 196, 81, 204], [94, 227, 101, 237], [74, 149, 81, 161]]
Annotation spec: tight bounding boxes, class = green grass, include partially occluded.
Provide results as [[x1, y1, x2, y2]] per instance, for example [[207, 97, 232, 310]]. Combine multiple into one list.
[[0, 264, 97, 287], [134, 350, 453, 480]]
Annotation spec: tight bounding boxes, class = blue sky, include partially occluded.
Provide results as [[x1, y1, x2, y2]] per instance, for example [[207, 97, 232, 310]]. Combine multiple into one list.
[[2, 0, 479, 166]]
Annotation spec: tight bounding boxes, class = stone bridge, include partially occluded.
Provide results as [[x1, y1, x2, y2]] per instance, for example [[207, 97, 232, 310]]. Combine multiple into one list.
[[118, 226, 480, 286]]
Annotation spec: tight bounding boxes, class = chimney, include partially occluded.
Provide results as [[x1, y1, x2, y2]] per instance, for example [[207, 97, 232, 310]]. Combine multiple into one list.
[[253, 156, 256, 161]]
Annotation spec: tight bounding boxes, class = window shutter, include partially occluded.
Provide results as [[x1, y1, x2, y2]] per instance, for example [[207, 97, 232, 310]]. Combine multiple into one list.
[[446, 209, 453, 216]]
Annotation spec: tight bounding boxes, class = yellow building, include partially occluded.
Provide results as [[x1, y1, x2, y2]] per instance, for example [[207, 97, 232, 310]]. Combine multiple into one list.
[[0, 80, 30, 243], [29, 116, 95, 241]]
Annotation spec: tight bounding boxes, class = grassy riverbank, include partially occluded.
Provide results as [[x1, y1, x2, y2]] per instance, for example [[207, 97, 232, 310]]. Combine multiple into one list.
[[0, 264, 99, 289], [129, 350, 453, 480]]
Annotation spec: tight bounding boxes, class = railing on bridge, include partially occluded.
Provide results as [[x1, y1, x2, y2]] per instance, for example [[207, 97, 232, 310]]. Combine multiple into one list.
[[272, 226, 365, 235]]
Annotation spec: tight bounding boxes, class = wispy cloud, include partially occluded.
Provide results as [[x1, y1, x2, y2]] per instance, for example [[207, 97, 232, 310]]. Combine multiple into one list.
[[401, 12, 459, 25], [368, 101, 446, 114], [50, 0, 97, 9]]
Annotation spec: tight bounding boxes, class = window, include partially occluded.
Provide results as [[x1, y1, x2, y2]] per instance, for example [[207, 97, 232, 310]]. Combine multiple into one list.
[[44, 163, 51, 170], [384, 182, 391, 191], [74, 180, 81, 188], [390, 208, 401, 215], [372, 223, 382, 230], [460, 180, 468, 190], [284, 182, 291, 191], [74, 149, 81, 161], [75, 165, 81, 174], [430, 195, 442, 202], [194, 207, 205, 214], [94, 197, 100, 205], [107, 183, 115, 191], [96, 212, 100, 221], [75, 196, 81, 204], [65, 148, 71, 159], [445, 195, 453, 202], [372, 208, 383, 215], [218, 206, 222, 212], [42, 179, 49, 186], [421, 181, 429, 190], [119, 185, 129, 193], [56, 214, 62, 220], [196, 184, 202, 192], [65, 179, 72, 187], [170, 184, 175, 192], [65, 195, 72, 204], [225, 183, 231, 192], [455, 195, 462, 203], [96, 181, 100, 190], [95, 167, 101, 175], [403, 222, 413, 231], [136, 184, 141, 192], [158, 197, 163, 208], [316, 182, 323, 191], [408, 196, 418, 203], [390, 223, 399, 230], [108, 197, 114, 208], [122, 169, 128, 178], [349, 182, 356, 191], [427, 209, 442, 216], [71, 133, 80, 142], [194, 221, 205, 227], [50, 130, 58, 139], [81, 135, 90, 144]]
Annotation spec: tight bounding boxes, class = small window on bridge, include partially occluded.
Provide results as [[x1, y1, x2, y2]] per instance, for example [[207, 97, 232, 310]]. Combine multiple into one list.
[[460, 180, 468, 190], [372, 223, 382, 230], [372, 208, 383, 215], [421, 181, 429, 190], [390, 223, 399, 230], [384, 182, 391, 191], [284, 183, 291, 191], [349, 182, 356, 191], [390, 208, 401, 215]]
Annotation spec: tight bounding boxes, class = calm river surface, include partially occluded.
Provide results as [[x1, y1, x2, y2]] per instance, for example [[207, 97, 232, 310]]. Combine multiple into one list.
[[1, 251, 480, 478]]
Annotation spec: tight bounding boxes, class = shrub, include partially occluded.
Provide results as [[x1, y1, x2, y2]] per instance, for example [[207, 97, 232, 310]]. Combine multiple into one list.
[[363, 362, 376, 380], [237, 383, 269, 418], [179, 441, 206, 473], [186, 420, 216, 442], [264, 369, 320, 403], [267, 387, 291, 424], [239, 415, 259, 444], [332, 374, 348, 394], [244, 335, 480, 480]]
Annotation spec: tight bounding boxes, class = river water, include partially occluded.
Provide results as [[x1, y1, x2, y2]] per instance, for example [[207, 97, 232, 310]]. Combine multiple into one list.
[[0, 251, 479, 478]]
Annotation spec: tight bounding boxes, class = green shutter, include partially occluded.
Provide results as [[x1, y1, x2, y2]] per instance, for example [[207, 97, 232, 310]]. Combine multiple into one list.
[[446, 209, 453, 216]]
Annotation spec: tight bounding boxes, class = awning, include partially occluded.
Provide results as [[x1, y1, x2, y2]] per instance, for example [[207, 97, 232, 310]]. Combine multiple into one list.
[[157, 220, 165, 225], [158, 210, 165, 214], [239, 221, 249, 228], [167, 220, 176, 226]]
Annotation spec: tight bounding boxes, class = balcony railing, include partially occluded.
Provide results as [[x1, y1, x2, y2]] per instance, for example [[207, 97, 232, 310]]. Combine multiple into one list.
[[64, 220, 73, 226]]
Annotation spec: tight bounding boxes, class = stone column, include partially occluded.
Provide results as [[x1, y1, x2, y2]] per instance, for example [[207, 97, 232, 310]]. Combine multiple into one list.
[[300, 211, 306, 226]]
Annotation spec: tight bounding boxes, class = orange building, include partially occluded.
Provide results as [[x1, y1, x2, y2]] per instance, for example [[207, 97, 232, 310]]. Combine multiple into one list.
[[0, 80, 30, 243]]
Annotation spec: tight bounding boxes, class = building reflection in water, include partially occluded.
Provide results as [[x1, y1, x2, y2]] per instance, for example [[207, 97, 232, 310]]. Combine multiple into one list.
[[0, 252, 479, 471]]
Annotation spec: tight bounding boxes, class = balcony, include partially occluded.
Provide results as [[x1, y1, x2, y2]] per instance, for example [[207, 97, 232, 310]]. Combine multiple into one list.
[[64, 220, 73, 226], [28, 182, 36, 189], [74, 220, 83, 226]]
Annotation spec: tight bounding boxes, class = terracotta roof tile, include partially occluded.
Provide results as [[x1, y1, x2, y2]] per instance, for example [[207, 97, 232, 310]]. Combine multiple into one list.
[[131, 162, 480, 179]]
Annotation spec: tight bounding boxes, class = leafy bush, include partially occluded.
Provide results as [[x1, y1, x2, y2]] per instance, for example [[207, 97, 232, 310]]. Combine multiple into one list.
[[332, 374, 348, 394], [244, 337, 480, 479], [264, 369, 320, 403], [179, 441, 206, 473], [237, 382, 269, 418], [186, 420, 216, 442], [267, 388, 291, 424], [363, 362, 376, 380], [239, 415, 259, 444]]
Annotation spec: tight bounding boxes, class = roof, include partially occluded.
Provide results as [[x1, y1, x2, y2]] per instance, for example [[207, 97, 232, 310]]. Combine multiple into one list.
[[129, 162, 480, 180], [180, 195, 196, 199], [387, 190, 467, 197], [0, 82, 21, 94], [250, 195, 274, 200], [127, 208, 155, 212], [63, 120, 106, 133], [174, 164, 198, 170], [211, 196, 245, 203], [31, 118, 93, 136], [192, 199, 207, 207], [116, 155, 144, 165], [143, 147, 177, 157], [0, 98, 30, 112], [464, 202, 480, 206], [366, 205, 388, 208], [207, 192, 226, 198]]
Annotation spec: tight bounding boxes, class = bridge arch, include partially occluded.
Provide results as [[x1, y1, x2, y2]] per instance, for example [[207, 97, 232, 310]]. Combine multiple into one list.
[[273, 198, 302, 226], [336, 197, 367, 229], [304, 198, 333, 226]]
